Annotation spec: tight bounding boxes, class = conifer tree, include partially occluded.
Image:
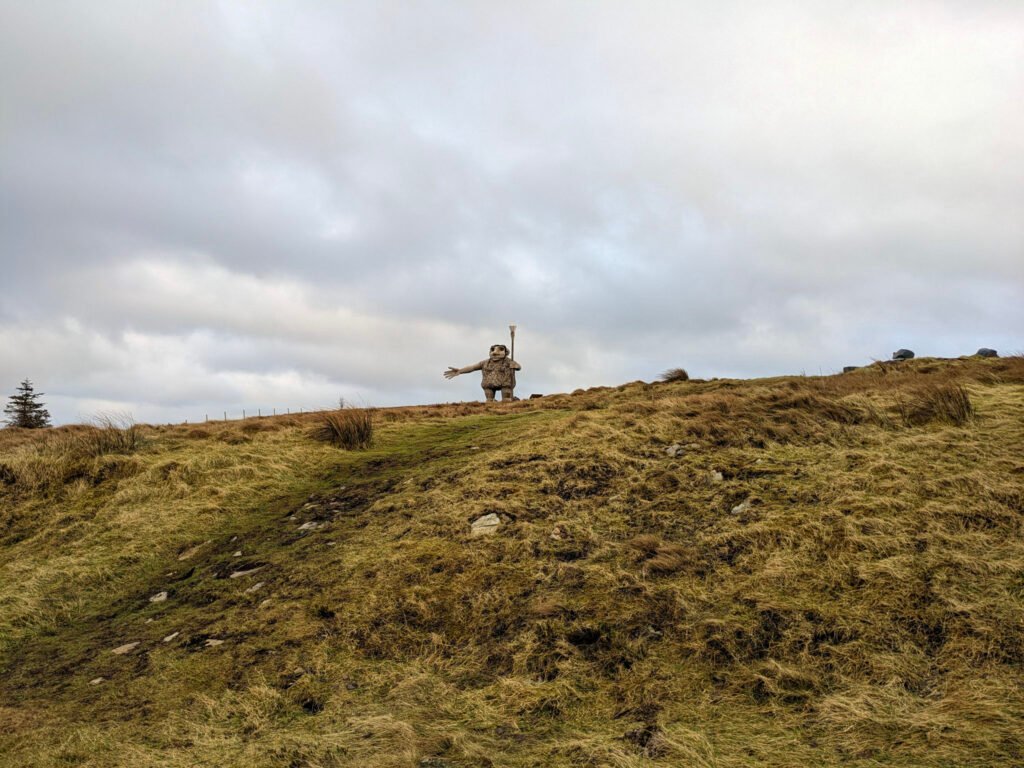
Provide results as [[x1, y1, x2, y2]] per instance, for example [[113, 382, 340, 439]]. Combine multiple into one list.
[[3, 379, 52, 429]]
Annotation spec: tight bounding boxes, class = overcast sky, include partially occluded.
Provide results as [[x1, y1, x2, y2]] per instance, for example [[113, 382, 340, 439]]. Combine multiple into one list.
[[1, 1, 1022, 425]]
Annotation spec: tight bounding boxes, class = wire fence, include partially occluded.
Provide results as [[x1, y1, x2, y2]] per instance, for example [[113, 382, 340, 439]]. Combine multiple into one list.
[[180, 400, 351, 426]]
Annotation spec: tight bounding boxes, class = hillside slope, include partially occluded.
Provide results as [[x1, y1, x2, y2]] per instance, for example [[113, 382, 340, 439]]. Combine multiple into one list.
[[2, 357, 1023, 767]]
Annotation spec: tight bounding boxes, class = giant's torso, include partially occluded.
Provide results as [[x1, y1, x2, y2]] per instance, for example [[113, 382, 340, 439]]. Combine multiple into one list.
[[481, 358, 516, 389]]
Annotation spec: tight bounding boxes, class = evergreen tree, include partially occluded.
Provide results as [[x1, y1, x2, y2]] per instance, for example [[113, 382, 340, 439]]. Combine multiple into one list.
[[3, 379, 52, 429]]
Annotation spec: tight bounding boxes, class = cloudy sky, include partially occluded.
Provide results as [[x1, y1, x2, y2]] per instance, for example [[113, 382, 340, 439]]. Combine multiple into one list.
[[1, 1, 1022, 424]]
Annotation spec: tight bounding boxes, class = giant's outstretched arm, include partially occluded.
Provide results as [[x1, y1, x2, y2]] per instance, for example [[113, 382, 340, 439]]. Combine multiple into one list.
[[444, 360, 485, 380]]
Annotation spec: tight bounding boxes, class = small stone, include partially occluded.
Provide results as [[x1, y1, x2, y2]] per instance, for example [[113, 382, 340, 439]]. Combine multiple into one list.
[[205, 638, 225, 647], [89, 677, 105, 685], [297, 521, 321, 531], [664, 444, 684, 458], [229, 566, 264, 579], [470, 513, 501, 537], [731, 499, 752, 515], [244, 581, 265, 594], [144, 618, 154, 624], [326, 541, 336, 547], [711, 471, 724, 483], [843, 366, 858, 373], [230, 536, 238, 542], [232, 550, 242, 557], [469, 446, 481, 450], [259, 599, 272, 608], [111, 641, 140, 655], [163, 631, 180, 643], [529, 394, 544, 399], [149, 591, 168, 603]]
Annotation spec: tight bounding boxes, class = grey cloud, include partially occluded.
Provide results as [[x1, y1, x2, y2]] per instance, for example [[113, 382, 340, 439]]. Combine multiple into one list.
[[1, 1, 1022, 423]]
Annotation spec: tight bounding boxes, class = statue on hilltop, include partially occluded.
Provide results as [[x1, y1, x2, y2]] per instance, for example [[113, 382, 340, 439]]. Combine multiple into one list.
[[444, 343, 521, 402]]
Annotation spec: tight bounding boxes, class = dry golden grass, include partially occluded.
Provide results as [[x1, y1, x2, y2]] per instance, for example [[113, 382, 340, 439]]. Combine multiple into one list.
[[311, 407, 375, 449], [1, 356, 1023, 766]]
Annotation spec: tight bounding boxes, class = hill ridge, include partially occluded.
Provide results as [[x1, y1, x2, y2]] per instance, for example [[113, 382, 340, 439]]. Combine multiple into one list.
[[2, 356, 1023, 766]]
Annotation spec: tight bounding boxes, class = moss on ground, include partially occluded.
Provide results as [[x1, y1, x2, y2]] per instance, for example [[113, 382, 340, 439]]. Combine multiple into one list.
[[2, 357, 1024, 766]]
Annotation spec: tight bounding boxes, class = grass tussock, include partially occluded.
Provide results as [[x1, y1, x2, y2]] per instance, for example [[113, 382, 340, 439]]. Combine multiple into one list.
[[2, 356, 1024, 766], [81, 412, 142, 455], [660, 367, 690, 383], [895, 382, 975, 426], [311, 407, 374, 449]]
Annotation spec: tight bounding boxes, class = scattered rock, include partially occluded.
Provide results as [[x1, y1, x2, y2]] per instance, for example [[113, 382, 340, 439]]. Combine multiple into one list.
[[892, 349, 915, 361], [111, 642, 140, 655], [89, 677, 105, 685], [469, 446, 481, 450], [163, 632, 180, 643], [731, 499, 752, 515], [470, 513, 502, 537], [977, 348, 999, 358], [550, 524, 567, 541], [229, 566, 264, 579], [232, 550, 242, 557], [149, 591, 168, 603], [297, 521, 322, 531], [259, 599, 272, 608], [244, 581, 265, 594], [529, 394, 544, 399], [664, 443, 684, 458], [711, 471, 724, 483], [843, 366, 858, 373], [204, 638, 225, 648]]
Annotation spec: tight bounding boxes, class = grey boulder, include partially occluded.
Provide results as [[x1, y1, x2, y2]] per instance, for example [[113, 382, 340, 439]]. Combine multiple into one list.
[[976, 348, 998, 358], [892, 349, 915, 360]]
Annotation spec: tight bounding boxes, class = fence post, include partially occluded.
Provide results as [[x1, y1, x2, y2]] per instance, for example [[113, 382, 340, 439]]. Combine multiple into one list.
[[224, 411, 227, 421], [258, 408, 261, 418], [243, 409, 246, 419]]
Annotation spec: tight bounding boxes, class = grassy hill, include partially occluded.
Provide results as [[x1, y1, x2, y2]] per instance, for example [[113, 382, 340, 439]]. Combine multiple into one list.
[[2, 357, 1023, 767]]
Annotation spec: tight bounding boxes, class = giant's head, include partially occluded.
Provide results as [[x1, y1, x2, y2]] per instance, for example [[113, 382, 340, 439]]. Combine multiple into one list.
[[489, 344, 508, 360]]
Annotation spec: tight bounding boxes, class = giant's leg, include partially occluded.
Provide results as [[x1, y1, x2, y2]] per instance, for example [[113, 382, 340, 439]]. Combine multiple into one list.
[[500, 387, 513, 401], [483, 387, 497, 402]]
